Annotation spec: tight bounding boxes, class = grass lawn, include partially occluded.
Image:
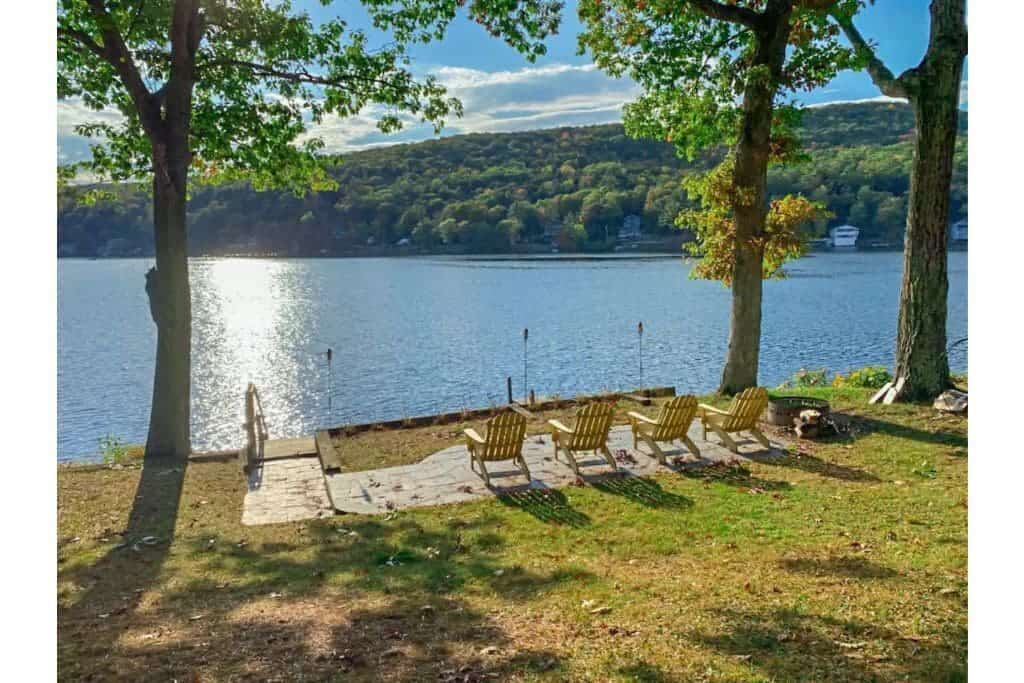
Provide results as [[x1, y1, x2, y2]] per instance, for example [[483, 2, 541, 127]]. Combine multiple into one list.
[[57, 387, 967, 682]]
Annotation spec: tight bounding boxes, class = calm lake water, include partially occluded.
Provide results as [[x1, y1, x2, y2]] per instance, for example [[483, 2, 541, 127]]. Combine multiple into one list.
[[57, 252, 967, 461]]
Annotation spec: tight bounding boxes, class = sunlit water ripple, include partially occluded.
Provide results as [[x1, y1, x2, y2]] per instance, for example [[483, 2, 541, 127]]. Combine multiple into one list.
[[57, 252, 967, 461]]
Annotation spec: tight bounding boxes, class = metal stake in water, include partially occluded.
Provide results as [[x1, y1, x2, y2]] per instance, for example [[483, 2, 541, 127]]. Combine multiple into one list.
[[637, 321, 644, 391], [326, 347, 333, 414], [523, 327, 529, 403]]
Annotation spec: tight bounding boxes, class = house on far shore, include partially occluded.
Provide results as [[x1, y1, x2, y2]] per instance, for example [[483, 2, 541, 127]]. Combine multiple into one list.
[[618, 214, 643, 242], [950, 218, 967, 244]]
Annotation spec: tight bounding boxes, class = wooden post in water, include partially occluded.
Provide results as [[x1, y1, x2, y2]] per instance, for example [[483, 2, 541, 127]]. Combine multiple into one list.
[[507, 376, 513, 404]]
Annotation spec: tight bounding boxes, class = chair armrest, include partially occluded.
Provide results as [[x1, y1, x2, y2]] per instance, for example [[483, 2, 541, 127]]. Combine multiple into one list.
[[464, 428, 486, 444], [627, 411, 658, 425], [547, 419, 573, 434], [698, 403, 729, 416]]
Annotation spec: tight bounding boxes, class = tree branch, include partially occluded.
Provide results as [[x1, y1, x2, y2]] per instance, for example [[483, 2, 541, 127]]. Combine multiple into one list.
[[834, 14, 910, 99], [57, 26, 106, 59], [199, 58, 410, 93], [84, 0, 161, 131], [685, 0, 764, 30]]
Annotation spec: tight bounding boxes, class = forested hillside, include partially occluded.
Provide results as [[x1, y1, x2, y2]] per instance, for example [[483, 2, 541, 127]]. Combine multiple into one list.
[[57, 102, 967, 257]]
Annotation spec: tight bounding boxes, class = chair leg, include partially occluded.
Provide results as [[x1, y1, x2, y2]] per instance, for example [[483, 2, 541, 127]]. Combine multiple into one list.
[[600, 445, 618, 471], [711, 426, 739, 454], [630, 421, 638, 450], [748, 428, 771, 450], [641, 435, 666, 465], [701, 418, 708, 442], [681, 435, 701, 459], [470, 453, 490, 486], [515, 454, 531, 482], [562, 449, 581, 476]]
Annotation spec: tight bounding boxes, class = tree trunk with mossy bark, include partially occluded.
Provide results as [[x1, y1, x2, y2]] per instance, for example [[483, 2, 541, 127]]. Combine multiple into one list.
[[719, 8, 791, 395], [838, 0, 966, 401]]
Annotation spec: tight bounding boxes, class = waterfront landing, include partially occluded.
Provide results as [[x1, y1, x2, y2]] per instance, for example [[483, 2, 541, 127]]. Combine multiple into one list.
[[242, 425, 786, 525]]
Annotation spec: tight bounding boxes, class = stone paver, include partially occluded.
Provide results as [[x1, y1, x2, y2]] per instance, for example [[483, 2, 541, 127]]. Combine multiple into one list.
[[323, 423, 787, 515], [263, 436, 317, 460], [242, 454, 333, 525]]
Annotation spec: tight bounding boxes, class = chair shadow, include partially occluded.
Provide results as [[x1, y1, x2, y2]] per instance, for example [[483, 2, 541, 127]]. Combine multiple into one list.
[[587, 472, 694, 510], [677, 460, 792, 491], [495, 487, 592, 527]]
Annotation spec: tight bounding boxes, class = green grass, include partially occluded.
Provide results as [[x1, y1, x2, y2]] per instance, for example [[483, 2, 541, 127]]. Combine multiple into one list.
[[57, 387, 967, 681]]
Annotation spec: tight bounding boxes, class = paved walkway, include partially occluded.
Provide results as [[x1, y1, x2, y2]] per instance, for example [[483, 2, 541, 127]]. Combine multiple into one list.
[[322, 424, 786, 515], [242, 437, 333, 526]]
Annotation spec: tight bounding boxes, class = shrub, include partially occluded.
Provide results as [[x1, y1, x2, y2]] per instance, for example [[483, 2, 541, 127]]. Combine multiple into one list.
[[781, 368, 830, 388], [98, 434, 129, 465], [833, 366, 892, 389]]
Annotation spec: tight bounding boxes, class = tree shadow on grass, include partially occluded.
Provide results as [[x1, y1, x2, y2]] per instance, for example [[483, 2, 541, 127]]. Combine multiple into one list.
[[779, 555, 899, 580], [59, 455, 188, 679], [848, 415, 967, 449], [74, 592, 565, 682], [745, 450, 881, 483], [677, 461, 792, 492], [64, 506, 582, 680], [587, 472, 694, 510], [495, 487, 592, 527], [691, 606, 966, 682]]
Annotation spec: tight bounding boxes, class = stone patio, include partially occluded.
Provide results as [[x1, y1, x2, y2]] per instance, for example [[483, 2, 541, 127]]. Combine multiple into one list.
[[322, 423, 787, 515]]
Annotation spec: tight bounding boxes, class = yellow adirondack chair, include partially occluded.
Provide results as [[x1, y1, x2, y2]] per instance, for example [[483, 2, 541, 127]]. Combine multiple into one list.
[[548, 402, 617, 475], [464, 411, 529, 486], [627, 395, 701, 465], [698, 387, 771, 454]]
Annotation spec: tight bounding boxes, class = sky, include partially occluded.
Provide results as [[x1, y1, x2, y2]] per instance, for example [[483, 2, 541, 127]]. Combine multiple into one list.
[[57, 0, 965, 164]]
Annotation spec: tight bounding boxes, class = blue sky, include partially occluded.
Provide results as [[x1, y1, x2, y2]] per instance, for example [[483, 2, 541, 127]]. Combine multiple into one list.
[[58, 0, 964, 163]]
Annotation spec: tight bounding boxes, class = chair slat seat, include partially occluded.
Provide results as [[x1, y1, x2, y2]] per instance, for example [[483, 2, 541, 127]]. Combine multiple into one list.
[[548, 402, 617, 475], [627, 395, 700, 464], [464, 411, 529, 486]]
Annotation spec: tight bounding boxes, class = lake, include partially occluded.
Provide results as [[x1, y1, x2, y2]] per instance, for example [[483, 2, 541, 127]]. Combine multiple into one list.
[[57, 252, 967, 461]]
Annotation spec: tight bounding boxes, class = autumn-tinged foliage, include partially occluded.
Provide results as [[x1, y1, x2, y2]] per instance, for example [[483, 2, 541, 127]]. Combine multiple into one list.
[[682, 156, 830, 284]]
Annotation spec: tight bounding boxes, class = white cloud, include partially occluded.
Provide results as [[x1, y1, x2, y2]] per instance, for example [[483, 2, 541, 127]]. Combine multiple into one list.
[[57, 99, 124, 164], [301, 62, 639, 153], [806, 94, 909, 108]]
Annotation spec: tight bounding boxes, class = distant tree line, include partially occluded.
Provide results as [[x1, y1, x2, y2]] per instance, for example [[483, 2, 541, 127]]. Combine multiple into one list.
[[57, 102, 966, 257]]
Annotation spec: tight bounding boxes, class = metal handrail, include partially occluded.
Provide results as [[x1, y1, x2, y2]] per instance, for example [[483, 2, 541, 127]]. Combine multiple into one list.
[[242, 383, 269, 472]]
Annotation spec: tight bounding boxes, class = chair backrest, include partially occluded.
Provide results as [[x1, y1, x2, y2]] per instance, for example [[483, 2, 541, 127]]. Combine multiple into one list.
[[568, 402, 615, 451], [479, 411, 527, 461], [652, 395, 698, 441], [722, 387, 768, 431]]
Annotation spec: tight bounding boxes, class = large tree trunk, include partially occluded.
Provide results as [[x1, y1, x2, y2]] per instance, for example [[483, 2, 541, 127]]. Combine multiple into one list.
[[144, 144, 191, 458], [894, 0, 966, 401], [719, 10, 790, 395], [144, 8, 197, 456]]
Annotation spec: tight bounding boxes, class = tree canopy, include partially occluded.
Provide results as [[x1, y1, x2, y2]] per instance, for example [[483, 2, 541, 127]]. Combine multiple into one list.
[[58, 0, 563, 190]]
